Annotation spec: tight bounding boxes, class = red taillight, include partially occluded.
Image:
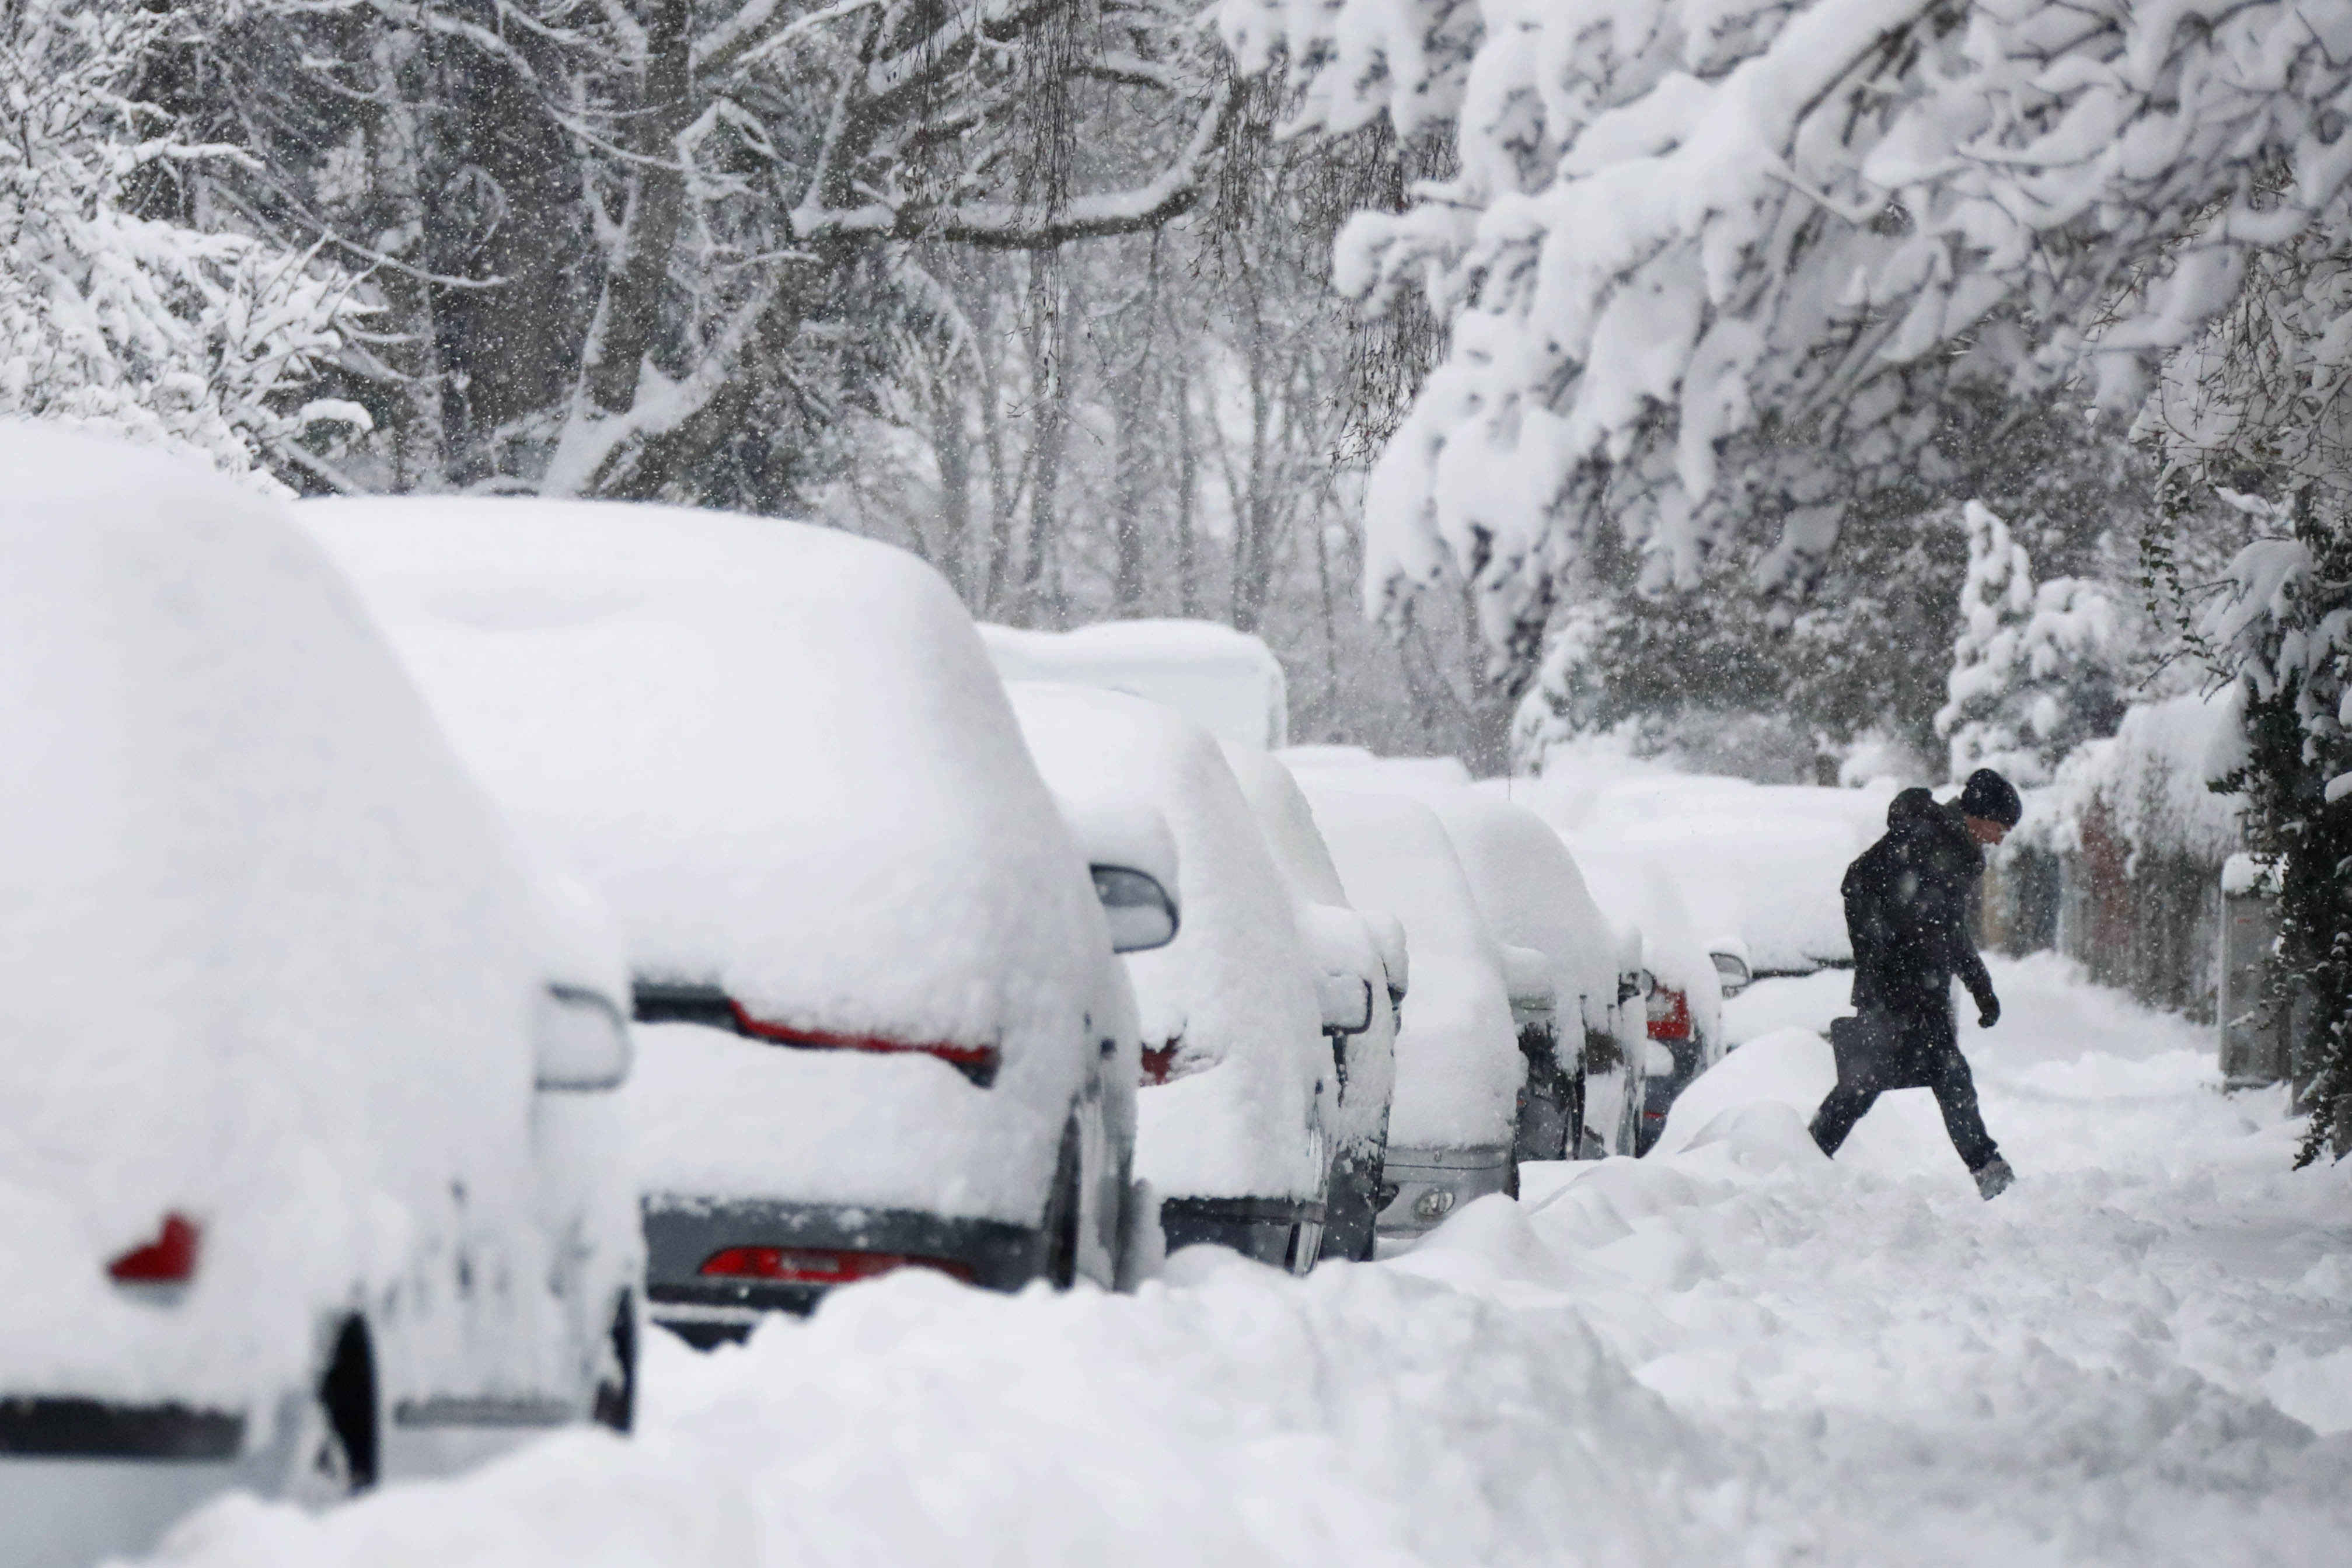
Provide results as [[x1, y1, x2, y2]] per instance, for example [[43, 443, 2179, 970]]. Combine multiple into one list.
[[1140, 1043, 1177, 1086], [727, 1003, 1000, 1085], [107, 1214, 200, 1285], [696, 1246, 973, 1286], [1646, 989, 1691, 1041]]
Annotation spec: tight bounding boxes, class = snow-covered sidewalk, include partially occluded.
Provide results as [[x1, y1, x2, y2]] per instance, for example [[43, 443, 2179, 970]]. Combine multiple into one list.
[[144, 957, 2352, 1567]]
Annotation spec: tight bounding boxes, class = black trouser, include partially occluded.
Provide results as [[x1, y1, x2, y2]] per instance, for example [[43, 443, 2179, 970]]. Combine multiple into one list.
[[1810, 1039, 2000, 1173]]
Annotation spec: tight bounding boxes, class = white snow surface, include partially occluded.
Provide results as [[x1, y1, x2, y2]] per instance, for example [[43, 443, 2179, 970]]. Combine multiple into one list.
[[1300, 787, 1521, 1153], [301, 497, 1106, 1221], [0, 428, 549, 1410], [139, 952, 2352, 1568], [980, 619, 1289, 749], [1009, 684, 1331, 1202]]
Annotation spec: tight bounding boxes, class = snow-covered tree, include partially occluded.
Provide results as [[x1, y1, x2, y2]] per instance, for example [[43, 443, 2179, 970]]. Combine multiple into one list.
[[0, 2, 362, 481], [1936, 501, 2124, 786], [2200, 495, 2352, 1158], [1218, 0, 2352, 668]]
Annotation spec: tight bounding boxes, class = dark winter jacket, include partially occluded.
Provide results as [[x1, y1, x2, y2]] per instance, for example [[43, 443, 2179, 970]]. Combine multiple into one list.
[[1843, 788, 1997, 1030]]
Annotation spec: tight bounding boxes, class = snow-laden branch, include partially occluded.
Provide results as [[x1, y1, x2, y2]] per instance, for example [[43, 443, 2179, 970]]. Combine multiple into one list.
[[1221, 0, 2352, 662], [791, 72, 1237, 246]]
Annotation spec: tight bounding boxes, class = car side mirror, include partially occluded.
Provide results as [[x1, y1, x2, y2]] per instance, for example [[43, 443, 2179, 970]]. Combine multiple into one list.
[[1317, 973, 1376, 1036], [1093, 864, 1179, 954], [535, 984, 633, 1091], [1711, 949, 1752, 997]]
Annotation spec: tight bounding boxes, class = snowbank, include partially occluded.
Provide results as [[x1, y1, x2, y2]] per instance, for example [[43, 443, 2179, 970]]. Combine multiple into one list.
[[302, 497, 1105, 1222], [1009, 685, 1330, 1201], [134, 954, 2352, 1568], [981, 619, 1289, 749], [1301, 788, 1520, 1151], [0, 427, 549, 1412]]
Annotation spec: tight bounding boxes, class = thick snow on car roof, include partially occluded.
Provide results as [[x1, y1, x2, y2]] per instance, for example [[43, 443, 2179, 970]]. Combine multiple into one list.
[[982, 619, 1289, 750], [1300, 787, 1519, 1152], [0, 427, 546, 1406], [304, 498, 1107, 1218], [1009, 684, 1329, 1202], [304, 497, 1099, 1052]]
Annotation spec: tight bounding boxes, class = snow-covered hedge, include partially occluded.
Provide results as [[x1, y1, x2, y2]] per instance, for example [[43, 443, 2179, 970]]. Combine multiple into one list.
[[2019, 690, 2244, 868]]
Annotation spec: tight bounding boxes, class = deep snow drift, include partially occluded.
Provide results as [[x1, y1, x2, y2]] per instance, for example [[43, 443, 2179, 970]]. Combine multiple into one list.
[[138, 957, 2352, 1567]]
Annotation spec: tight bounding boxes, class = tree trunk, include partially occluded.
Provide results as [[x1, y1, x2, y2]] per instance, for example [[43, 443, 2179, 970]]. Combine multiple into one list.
[[931, 368, 976, 603], [1109, 335, 1152, 613], [1018, 254, 1072, 627], [370, 27, 446, 491], [579, 0, 693, 421], [1176, 351, 1199, 618]]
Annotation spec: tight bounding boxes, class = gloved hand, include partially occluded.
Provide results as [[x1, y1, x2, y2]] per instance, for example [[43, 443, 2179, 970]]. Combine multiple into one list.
[[1976, 994, 2001, 1029]]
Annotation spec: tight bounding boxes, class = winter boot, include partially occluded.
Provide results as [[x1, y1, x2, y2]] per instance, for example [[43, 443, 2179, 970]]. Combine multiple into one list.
[[1973, 1157, 2015, 1201]]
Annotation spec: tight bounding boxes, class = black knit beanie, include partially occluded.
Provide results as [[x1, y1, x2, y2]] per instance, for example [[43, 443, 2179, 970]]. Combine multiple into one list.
[[1959, 768, 2023, 829]]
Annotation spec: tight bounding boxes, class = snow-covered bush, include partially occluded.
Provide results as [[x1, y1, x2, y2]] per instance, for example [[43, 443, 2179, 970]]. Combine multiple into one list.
[[0, 4, 362, 481], [1217, 0, 2352, 661], [1936, 502, 2123, 785]]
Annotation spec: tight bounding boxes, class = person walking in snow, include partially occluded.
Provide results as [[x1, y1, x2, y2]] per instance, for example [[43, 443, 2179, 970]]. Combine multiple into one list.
[[1810, 769, 2023, 1199]]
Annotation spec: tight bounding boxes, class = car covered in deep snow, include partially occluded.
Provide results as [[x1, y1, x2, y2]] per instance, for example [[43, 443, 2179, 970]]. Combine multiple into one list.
[[0, 429, 641, 1566], [1010, 685, 1337, 1272], [1298, 787, 1522, 1237], [1280, 753, 1645, 1160], [303, 498, 1137, 1343], [1218, 743, 1403, 1262], [1412, 791, 1643, 1161], [1561, 839, 1728, 1155]]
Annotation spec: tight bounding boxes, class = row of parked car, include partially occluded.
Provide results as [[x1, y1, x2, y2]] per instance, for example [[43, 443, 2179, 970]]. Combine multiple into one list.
[[0, 426, 1736, 1566]]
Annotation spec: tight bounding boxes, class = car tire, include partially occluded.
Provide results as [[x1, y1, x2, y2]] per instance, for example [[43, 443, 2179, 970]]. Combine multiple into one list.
[[591, 1293, 637, 1434], [1042, 1117, 1084, 1289], [287, 1318, 376, 1505]]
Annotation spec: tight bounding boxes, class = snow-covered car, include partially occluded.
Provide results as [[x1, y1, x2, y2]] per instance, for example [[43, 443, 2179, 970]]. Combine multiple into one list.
[[1283, 756, 1645, 1160], [981, 618, 1290, 748], [1561, 839, 1728, 1156], [0, 429, 641, 1567], [1299, 787, 1522, 1237], [1010, 685, 1336, 1272], [1218, 743, 1402, 1262], [1412, 792, 1642, 1161], [302, 498, 1136, 1345]]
